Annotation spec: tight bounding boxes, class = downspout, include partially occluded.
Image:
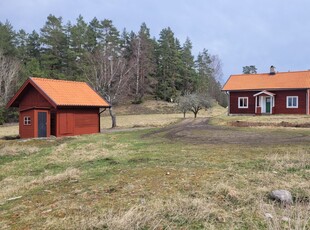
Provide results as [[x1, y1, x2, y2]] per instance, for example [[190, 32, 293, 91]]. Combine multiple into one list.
[[98, 108, 107, 133]]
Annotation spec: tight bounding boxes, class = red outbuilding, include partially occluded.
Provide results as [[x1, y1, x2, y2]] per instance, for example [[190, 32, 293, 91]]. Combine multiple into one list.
[[222, 66, 310, 115], [6, 77, 110, 138]]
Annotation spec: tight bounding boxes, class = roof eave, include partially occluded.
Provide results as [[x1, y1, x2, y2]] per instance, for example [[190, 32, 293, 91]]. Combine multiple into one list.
[[6, 78, 32, 108], [29, 78, 58, 108], [56, 104, 111, 108], [223, 87, 310, 91]]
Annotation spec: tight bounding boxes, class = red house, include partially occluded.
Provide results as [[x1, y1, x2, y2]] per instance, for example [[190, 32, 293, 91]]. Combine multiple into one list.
[[222, 67, 310, 115], [6, 77, 110, 138]]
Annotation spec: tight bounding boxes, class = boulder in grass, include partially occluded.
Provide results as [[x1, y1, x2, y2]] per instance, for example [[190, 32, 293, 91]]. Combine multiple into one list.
[[270, 190, 293, 205]]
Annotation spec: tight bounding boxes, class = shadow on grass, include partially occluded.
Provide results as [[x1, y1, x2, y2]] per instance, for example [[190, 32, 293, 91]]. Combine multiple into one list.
[[1, 135, 20, 140]]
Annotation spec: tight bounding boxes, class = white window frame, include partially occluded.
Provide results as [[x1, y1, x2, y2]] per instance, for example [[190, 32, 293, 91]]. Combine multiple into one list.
[[24, 116, 31, 125], [238, 97, 248, 108], [286, 96, 298, 108]]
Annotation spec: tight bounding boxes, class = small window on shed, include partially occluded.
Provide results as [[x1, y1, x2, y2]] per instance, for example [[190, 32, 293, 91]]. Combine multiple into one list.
[[238, 97, 248, 108], [24, 116, 31, 125]]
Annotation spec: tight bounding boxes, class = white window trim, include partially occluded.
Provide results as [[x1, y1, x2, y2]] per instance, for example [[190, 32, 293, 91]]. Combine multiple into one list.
[[238, 97, 249, 109], [24, 116, 31, 125], [286, 96, 298, 108]]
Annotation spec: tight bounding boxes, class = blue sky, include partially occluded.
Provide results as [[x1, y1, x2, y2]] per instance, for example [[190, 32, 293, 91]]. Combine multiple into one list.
[[1, 0, 310, 82]]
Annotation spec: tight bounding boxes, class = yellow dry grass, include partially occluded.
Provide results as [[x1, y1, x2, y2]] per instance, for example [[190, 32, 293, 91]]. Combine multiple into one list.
[[0, 124, 18, 139], [101, 113, 207, 129], [0, 168, 80, 200]]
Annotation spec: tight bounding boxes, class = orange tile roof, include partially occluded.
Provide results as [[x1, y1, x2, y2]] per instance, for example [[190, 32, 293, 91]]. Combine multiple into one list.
[[222, 70, 310, 91], [30, 77, 110, 107]]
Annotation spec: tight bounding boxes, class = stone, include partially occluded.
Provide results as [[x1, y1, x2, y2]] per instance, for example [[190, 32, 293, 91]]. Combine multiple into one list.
[[281, 216, 290, 222], [270, 190, 293, 205], [264, 213, 273, 219]]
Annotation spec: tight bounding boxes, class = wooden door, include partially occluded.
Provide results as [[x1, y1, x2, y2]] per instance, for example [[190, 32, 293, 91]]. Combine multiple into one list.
[[38, 112, 47, 137], [266, 97, 271, 113]]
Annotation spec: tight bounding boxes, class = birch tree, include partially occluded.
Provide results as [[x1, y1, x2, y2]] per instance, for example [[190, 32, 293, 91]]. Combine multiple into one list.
[[0, 50, 20, 106], [84, 20, 134, 128], [130, 23, 156, 103]]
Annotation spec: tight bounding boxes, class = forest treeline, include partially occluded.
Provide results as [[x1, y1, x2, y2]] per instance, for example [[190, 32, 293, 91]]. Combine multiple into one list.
[[0, 14, 227, 123]]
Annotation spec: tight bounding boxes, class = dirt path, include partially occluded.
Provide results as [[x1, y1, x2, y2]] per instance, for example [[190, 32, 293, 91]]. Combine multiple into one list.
[[143, 118, 310, 145], [101, 126, 152, 133]]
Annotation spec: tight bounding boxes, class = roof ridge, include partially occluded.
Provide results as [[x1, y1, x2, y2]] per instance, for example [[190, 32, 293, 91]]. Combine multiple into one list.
[[231, 69, 310, 76], [30, 77, 86, 84]]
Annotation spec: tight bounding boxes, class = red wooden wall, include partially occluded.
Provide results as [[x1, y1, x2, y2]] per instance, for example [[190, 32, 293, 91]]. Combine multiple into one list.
[[19, 85, 51, 110], [229, 91, 256, 114], [56, 108, 100, 137], [229, 90, 308, 115], [272, 90, 306, 114], [19, 110, 34, 138], [18, 85, 52, 138]]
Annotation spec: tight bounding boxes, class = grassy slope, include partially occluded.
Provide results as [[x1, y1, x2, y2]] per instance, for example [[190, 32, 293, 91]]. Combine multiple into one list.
[[0, 103, 309, 229]]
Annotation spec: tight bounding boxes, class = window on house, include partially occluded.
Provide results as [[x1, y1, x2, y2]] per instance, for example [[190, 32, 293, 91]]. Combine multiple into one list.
[[238, 97, 248, 108], [286, 96, 298, 108], [24, 116, 31, 125]]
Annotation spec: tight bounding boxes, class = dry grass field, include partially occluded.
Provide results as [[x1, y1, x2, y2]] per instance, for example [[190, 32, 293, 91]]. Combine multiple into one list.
[[0, 104, 309, 229]]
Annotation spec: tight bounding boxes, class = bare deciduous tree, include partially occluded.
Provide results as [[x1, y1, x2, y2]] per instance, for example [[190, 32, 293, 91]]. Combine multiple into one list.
[[178, 94, 211, 118], [84, 47, 134, 128], [0, 50, 20, 106], [177, 96, 191, 118]]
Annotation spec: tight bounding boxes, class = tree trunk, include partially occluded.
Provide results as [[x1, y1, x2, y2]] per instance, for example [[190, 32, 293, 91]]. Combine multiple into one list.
[[183, 111, 186, 118], [194, 111, 198, 118], [109, 107, 116, 128]]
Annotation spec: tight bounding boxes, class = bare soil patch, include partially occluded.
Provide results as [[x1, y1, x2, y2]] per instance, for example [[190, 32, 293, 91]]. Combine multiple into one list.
[[144, 118, 310, 145], [231, 120, 310, 128]]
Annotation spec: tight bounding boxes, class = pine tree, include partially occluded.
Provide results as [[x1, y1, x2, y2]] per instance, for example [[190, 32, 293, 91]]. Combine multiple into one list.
[[15, 29, 28, 63], [40, 14, 68, 78], [23, 30, 44, 79], [0, 20, 17, 56], [156, 27, 181, 101], [85, 17, 101, 52], [195, 49, 212, 94], [178, 37, 196, 95], [26, 30, 41, 60]]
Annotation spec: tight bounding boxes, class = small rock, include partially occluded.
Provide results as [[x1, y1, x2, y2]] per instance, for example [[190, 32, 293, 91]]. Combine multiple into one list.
[[140, 198, 146, 204], [166, 172, 170, 175], [265, 213, 273, 219], [270, 190, 293, 205], [281, 216, 290, 222]]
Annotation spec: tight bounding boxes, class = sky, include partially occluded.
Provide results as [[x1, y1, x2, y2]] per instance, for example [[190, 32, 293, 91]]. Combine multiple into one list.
[[1, 0, 310, 82]]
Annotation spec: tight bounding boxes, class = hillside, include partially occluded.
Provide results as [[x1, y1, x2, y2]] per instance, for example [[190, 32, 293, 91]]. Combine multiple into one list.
[[107, 100, 180, 115]]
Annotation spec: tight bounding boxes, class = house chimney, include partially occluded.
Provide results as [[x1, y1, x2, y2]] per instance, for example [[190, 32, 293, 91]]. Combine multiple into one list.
[[270, 65, 276, 75]]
